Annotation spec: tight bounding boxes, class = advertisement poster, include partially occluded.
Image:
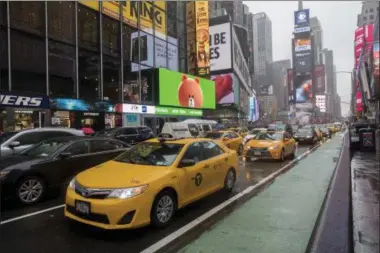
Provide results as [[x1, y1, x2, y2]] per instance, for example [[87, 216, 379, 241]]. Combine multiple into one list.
[[122, 1, 166, 38], [356, 90, 363, 112], [373, 42, 379, 77], [248, 96, 256, 121], [186, 1, 196, 75], [209, 22, 232, 72], [287, 69, 294, 102], [79, 1, 99, 11], [130, 31, 178, 72], [158, 68, 215, 109], [195, 1, 210, 77], [354, 26, 364, 62], [314, 64, 326, 94], [315, 95, 326, 112], [295, 74, 312, 105], [294, 9, 310, 27], [50, 98, 119, 112], [294, 38, 311, 52], [211, 73, 239, 104]]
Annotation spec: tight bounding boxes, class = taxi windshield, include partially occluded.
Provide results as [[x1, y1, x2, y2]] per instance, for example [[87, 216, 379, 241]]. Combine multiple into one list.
[[204, 132, 223, 139], [253, 133, 282, 141], [297, 128, 312, 134], [114, 142, 184, 166], [249, 129, 264, 135]]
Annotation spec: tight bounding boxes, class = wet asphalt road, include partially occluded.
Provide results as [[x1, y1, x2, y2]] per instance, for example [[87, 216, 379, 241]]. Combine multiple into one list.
[[0, 145, 314, 253]]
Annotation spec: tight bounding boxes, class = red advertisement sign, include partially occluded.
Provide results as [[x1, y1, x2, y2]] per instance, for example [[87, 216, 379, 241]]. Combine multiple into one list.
[[373, 42, 379, 77], [356, 90, 363, 112], [354, 25, 374, 68], [314, 64, 325, 94], [354, 27, 364, 61]]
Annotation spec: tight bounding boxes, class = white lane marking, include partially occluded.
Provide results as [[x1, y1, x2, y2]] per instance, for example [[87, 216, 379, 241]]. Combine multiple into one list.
[[0, 204, 65, 225], [140, 142, 323, 253]]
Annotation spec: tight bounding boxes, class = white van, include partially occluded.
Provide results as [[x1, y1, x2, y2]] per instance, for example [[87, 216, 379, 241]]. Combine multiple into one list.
[[160, 122, 200, 138], [182, 119, 217, 136]]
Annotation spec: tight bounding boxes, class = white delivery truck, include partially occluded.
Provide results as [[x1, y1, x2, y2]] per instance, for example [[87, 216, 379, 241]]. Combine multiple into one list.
[[181, 119, 217, 137], [160, 122, 200, 138]]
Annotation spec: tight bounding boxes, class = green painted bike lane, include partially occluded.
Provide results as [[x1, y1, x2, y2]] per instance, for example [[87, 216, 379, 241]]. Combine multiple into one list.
[[178, 135, 344, 253]]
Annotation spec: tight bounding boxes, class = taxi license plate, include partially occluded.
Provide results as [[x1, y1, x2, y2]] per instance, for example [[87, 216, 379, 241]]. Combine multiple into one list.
[[75, 200, 90, 214], [254, 151, 261, 156]]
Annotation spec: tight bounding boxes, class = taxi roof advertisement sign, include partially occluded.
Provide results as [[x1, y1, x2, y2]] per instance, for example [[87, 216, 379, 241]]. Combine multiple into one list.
[[294, 9, 310, 28]]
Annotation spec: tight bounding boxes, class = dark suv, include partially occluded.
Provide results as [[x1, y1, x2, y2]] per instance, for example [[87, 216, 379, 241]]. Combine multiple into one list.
[[96, 126, 155, 145]]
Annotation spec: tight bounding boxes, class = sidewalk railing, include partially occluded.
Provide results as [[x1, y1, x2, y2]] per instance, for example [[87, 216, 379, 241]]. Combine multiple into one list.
[[308, 131, 352, 253]]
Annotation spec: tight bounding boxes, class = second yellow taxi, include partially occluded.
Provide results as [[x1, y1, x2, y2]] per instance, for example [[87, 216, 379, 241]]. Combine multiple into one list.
[[243, 131, 296, 161], [204, 130, 243, 154], [65, 136, 238, 229]]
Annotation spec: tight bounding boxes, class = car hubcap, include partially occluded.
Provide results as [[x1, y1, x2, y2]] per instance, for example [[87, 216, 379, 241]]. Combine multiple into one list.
[[19, 179, 43, 203], [226, 171, 235, 189], [156, 195, 174, 223]]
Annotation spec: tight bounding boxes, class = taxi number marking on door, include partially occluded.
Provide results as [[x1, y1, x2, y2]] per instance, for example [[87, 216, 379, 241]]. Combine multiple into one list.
[[195, 173, 202, 186]]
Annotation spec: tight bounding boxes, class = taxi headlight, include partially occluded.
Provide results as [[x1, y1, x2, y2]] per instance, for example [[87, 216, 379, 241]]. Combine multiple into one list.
[[246, 145, 251, 149], [306, 135, 312, 138], [68, 178, 76, 190], [268, 145, 280, 150], [108, 185, 148, 199]]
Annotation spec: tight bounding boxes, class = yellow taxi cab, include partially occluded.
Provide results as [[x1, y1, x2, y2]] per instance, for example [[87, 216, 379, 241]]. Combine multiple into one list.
[[229, 127, 249, 138], [64, 136, 239, 230], [242, 131, 296, 161], [204, 130, 243, 154], [327, 124, 337, 133]]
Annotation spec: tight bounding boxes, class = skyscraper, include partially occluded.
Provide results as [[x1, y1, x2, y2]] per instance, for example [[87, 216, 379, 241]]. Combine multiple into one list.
[[310, 17, 323, 65], [357, 0, 380, 26], [270, 59, 291, 111], [321, 49, 335, 115], [252, 12, 273, 95]]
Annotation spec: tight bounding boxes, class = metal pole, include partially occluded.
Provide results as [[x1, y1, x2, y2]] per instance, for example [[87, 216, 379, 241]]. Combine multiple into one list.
[[137, 3, 142, 126], [45, 1, 49, 96], [120, 4, 124, 104], [75, 1, 79, 98], [6, 1, 11, 91], [99, 1, 104, 100]]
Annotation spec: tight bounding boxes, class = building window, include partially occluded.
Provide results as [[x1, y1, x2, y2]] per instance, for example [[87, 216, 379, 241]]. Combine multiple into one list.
[[10, 2, 45, 37], [369, 15, 374, 20], [47, 2, 75, 45], [123, 23, 139, 104], [78, 5, 99, 52], [369, 8, 373, 12]]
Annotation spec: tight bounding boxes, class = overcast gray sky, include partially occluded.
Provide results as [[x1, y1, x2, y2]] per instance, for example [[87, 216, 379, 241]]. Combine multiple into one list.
[[244, 1, 362, 116]]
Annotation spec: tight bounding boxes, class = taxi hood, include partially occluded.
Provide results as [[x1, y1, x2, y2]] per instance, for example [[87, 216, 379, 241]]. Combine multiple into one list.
[[246, 139, 282, 147], [76, 160, 171, 188]]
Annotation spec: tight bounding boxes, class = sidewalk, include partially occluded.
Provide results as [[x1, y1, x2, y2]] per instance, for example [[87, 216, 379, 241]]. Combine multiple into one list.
[[351, 151, 380, 253], [178, 135, 344, 253]]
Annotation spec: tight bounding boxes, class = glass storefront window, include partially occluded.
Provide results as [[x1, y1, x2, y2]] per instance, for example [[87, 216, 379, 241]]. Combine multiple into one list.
[[102, 14, 121, 103], [140, 68, 154, 104], [155, 37, 167, 69], [103, 54, 121, 103], [10, 30, 47, 95], [122, 23, 138, 64], [78, 4, 100, 101], [0, 1, 8, 91], [48, 40, 76, 98], [122, 69, 139, 104], [47, 1, 75, 45]]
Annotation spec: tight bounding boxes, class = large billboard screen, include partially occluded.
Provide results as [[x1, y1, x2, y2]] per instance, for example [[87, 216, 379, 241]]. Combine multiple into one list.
[[294, 9, 310, 28], [315, 95, 326, 112], [158, 68, 215, 109], [314, 64, 326, 94], [195, 1, 210, 77], [295, 74, 312, 106], [211, 73, 239, 104], [209, 23, 232, 72], [294, 38, 311, 52], [294, 51, 312, 73]]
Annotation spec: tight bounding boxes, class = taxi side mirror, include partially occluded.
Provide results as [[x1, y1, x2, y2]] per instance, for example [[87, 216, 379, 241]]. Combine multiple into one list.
[[179, 159, 196, 168]]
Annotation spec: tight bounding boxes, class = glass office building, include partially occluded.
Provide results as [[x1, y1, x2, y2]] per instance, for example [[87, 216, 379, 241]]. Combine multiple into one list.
[[0, 1, 189, 131]]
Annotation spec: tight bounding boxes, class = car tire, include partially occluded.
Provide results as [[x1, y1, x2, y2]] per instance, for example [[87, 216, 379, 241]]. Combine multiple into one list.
[[151, 190, 177, 228], [290, 147, 296, 159], [238, 144, 243, 155], [224, 168, 236, 192], [16, 176, 46, 205], [279, 149, 285, 162]]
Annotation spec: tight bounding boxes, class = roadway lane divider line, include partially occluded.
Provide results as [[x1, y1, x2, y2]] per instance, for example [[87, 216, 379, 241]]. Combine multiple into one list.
[[0, 204, 65, 225], [0, 141, 329, 227], [140, 141, 325, 253]]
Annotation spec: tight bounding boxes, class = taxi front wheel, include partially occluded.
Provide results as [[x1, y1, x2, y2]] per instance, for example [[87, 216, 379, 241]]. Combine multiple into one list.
[[151, 190, 177, 228], [224, 168, 236, 192]]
